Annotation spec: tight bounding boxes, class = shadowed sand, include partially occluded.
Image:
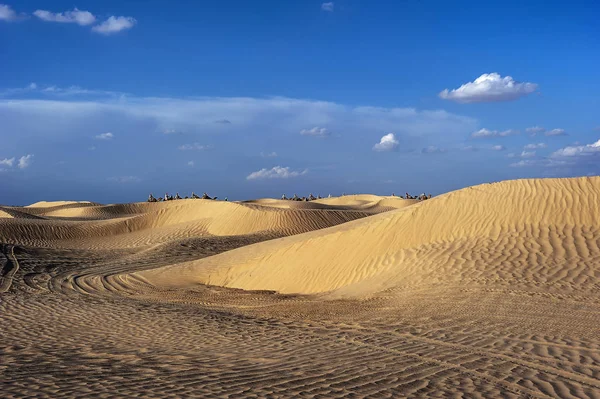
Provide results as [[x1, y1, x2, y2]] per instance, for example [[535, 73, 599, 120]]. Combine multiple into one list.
[[1, 180, 600, 398]]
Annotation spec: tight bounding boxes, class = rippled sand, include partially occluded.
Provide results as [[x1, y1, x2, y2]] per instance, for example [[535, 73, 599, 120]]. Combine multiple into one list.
[[1, 181, 599, 398]]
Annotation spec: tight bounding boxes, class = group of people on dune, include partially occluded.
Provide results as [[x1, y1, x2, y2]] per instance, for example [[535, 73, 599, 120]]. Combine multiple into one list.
[[147, 192, 225, 202], [281, 193, 329, 201], [392, 193, 432, 200]]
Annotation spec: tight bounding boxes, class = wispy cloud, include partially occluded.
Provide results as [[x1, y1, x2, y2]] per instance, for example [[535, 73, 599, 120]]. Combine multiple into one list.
[[108, 176, 140, 183], [95, 132, 114, 140], [510, 160, 538, 168], [260, 151, 278, 158], [321, 2, 334, 12], [439, 73, 538, 103], [545, 128, 567, 137], [471, 128, 518, 139], [92, 16, 136, 35], [187, 161, 194, 167], [373, 133, 399, 152], [491, 145, 505, 151], [524, 143, 546, 150], [471, 128, 496, 138], [178, 143, 211, 151], [551, 139, 600, 158], [0, 3, 20, 21], [421, 146, 446, 154], [461, 145, 479, 152], [18, 154, 33, 169], [0, 83, 124, 98], [526, 126, 545, 136], [498, 129, 519, 137], [0, 157, 15, 167], [247, 166, 308, 180], [33, 8, 96, 25], [520, 150, 536, 158], [300, 126, 330, 137]]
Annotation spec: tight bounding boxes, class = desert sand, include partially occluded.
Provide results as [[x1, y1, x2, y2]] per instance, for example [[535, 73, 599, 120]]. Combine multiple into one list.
[[1, 178, 600, 398]]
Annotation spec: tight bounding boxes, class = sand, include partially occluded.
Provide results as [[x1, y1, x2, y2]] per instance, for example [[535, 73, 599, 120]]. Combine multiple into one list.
[[1, 179, 599, 398]]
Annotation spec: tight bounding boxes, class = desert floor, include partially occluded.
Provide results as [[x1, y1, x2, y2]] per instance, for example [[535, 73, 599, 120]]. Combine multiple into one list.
[[1, 179, 600, 398]]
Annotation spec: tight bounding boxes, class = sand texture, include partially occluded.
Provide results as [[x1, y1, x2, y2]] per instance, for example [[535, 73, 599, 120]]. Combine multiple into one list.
[[1, 179, 600, 398]]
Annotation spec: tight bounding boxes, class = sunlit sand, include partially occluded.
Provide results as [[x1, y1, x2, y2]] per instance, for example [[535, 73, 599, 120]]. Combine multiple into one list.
[[1, 177, 600, 398]]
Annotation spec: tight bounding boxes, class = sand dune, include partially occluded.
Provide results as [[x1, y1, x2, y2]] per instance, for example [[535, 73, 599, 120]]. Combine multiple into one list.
[[26, 200, 94, 208], [0, 198, 384, 248], [136, 177, 600, 297], [2, 181, 600, 398]]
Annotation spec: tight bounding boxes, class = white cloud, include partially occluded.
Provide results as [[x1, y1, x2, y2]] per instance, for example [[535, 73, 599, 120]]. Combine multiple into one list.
[[92, 16, 136, 35], [321, 2, 334, 11], [247, 166, 308, 180], [18, 154, 33, 169], [300, 126, 330, 137], [0, 157, 14, 167], [526, 126, 545, 136], [187, 161, 194, 167], [491, 145, 505, 151], [27, 82, 37, 90], [421, 146, 446, 154], [439, 73, 538, 103], [510, 160, 537, 168], [33, 8, 96, 25], [545, 128, 567, 137], [520, 151, 536, 158], [498, 129, 519, 137], [108, 176, 140, 183], [506, 152, 516, 158], [471, 128, 518, 139], [551, 139, 600, 158], [471, 128, 497, 138], [524, 143, 546, 150], [461, 145, 479, 152], [260, 151, 278, 158], [95, 132, 114, 140], [0, 4, 18, 21], [373, 133, 399, 152], [178, 143, 211, 151]]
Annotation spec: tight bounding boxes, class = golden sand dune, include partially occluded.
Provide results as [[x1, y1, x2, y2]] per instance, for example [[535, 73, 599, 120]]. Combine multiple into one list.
[[137, 177, 600, 297], [0, 198, 382, 248], [2, 180, 600, 398], [25, 200, 94, 208]]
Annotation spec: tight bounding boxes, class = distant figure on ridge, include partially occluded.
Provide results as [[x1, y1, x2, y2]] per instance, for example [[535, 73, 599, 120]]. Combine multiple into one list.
[[148, 194, 157, 202], [175, 192, 182, 200], [281, 194, 287, 200]]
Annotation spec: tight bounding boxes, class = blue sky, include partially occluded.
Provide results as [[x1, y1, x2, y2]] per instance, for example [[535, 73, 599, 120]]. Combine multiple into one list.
[[1, 0, 599, 204]]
